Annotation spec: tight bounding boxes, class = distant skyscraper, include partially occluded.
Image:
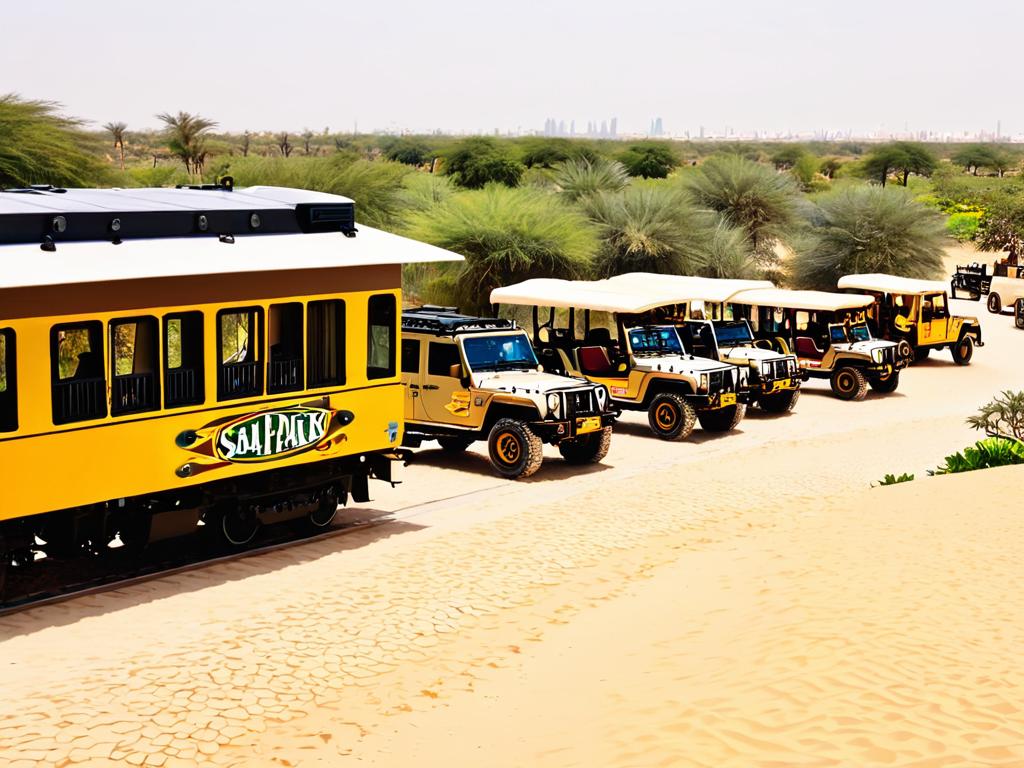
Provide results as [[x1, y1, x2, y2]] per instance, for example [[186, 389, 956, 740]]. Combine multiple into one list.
[[570, 120, 575, 136], [699, 125, 704, 139], [600, 120, 608, 137], [610, 117, 617, 137]]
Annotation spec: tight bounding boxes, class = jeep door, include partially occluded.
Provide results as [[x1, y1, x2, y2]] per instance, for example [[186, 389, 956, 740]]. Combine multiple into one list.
[[400, 338, 422, 421], [420, 340, 478, 426], [920, 292, 950, 344]]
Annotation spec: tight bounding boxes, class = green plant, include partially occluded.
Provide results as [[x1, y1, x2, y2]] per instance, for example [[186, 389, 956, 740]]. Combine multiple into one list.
[[967, 390, 1024, 440], [791, 185, 946, 290], [617, 143, 678, 179], [403, 185, 597, 314], [930, 437, 1024, 475], [791, 153, 822, 191], [156, 111, 217, 178], [876, 472, 914, 486], [946, 211, 981, 241], [0, 94, 106, 187], [684, 154, 800, 266], [860, 142, 937, 187], [551, 157, 629, 201], [442, 137, 524, 189], [383, 137, 432, 166]]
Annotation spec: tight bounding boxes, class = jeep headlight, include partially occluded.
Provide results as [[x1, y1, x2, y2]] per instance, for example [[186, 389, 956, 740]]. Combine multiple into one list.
[[761, 361, 771, 377], [788, 357, 797, 374], [699, 373, 708, 392], [872, 348, 883, 363], [595, 385, 608, 410], [546, 392, 561, 416]]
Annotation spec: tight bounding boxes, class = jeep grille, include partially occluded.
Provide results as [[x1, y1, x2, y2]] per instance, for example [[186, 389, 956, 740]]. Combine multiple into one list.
[[763, 358, 794, 382], [562, 389, 597, 417], [707, 369, 733, 394]]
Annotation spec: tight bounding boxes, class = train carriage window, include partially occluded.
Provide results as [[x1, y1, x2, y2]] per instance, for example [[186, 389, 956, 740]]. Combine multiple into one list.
[[110, 317, 160, 416], [51, 321, 107, 424], [367, 294, 397, 380], [307, 300, 346, 388], [0, 329, 17, 432], [401, 339, 420, 374], [164, 312, 205, 408], [218, 307, 264, 400], [268, 303, 304, 394]]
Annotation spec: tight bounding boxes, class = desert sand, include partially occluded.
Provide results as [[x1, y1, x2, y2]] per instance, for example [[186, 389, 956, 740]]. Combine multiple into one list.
[[1, 243, 1023, 767]]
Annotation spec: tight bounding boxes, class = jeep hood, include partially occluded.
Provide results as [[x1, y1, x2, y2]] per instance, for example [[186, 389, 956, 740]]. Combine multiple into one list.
[[472, 370, 594, 394], [632, 354, 732, 374], [834, 339, 897, 355], [720, 346, 790, 364]]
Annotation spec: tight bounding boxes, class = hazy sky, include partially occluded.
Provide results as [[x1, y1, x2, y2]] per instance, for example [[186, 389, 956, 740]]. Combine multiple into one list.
[[2, 0, 1021, 136]]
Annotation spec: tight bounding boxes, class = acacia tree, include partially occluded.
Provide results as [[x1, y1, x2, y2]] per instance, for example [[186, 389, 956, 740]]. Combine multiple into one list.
[[791, 185, 946, 290], [157, 111, 216, 178], [684, 154, 800, 266], [0, 94, 105, 186], [277, 132, 293, 158], [302, 129, 315, 155], [617, 143, 678, 178], [103, 121, 127, 170], [976, 190, 1024, 262], [860, 142, 936, 187]]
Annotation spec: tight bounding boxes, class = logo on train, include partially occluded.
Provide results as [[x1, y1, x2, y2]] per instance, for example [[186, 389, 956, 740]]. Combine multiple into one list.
[[216, 407, 331, 462]]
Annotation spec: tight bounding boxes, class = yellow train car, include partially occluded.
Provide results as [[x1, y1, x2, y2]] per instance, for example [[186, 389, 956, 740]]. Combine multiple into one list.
[[0, 183, 460, 588]]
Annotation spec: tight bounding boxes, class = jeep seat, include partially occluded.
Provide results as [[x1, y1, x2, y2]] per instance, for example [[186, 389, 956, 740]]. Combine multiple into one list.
[[578, 346, 616, 376], [794, 336, 825, 360]]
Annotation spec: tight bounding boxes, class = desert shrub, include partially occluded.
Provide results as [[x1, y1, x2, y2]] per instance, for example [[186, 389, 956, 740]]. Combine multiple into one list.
[[403, 185, 597, 314], [930, 437, 1024, 475], [617, 143, 678, 179], [790, 185, 947, 290], [947, 211, 981, 241], [551, 157, 629, 201], [442, 137, 524, 189], [967, 390, 1024, 440], [876, 472, 915, 486]]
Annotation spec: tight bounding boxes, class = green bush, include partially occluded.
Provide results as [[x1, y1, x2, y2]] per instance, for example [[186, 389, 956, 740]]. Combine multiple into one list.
[[967, 390, 1024, 440], [442, 137, 524, 189], [946, 211, 981, 241], [930, 437, 1024, 475], [876, 472, 914, 486], [617, 143, 678, 179]]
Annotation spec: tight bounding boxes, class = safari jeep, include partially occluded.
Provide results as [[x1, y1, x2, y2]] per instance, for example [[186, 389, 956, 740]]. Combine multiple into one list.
[[838, 273, 983, 365], [727, 288, 912, 401], [951, 259, 1024, 315], [489, 279, 745, 441], [400, 307, 615, 479], [675, 319, 804, 413]]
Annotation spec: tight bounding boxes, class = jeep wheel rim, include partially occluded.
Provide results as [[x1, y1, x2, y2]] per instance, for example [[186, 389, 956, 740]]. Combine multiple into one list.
[[837, 372, 855, 393], [496, 433, 522, 464], [959, 340, 970, 356], [654, 403, 677, 430]]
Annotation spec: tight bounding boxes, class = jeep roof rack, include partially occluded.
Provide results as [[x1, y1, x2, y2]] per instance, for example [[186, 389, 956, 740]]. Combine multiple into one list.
[[402, 306, 517, 335]]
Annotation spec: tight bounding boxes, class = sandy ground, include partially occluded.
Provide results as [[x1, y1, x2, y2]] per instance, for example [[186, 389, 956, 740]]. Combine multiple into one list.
[[2, 243, 1023, 767]]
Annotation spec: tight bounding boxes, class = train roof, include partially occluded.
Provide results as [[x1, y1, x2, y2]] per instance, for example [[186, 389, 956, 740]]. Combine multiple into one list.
[[837, 273, 949, 295], [0, 185, 462, 289]]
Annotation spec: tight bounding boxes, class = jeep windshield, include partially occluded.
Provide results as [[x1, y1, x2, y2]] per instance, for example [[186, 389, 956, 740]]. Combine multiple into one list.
[[712, 320, 754, 346], [627, 326, 684, 357], [829, 322, 873, 344], [462, 333, 538, 373]]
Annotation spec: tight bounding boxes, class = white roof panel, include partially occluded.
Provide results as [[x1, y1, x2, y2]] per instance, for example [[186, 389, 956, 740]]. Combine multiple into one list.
[[0, 225, 462, 290], [838, 273, 948, 295], [730, 287, 875, 312], [491, 278, 683, 314], [602, 272, 775, 303]]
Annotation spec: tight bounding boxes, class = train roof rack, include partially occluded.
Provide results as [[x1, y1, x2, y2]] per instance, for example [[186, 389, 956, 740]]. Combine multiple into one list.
[[0, 184, 356, 245], [402, 306, 517, 335]]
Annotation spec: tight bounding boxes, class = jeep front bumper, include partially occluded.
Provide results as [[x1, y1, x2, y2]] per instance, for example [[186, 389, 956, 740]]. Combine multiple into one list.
[[531, 412, 616, 442], [689, 391, 741, 410]]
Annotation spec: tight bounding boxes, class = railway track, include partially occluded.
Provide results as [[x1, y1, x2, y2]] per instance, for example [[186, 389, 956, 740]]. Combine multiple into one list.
[[0, 479, 510, 618]]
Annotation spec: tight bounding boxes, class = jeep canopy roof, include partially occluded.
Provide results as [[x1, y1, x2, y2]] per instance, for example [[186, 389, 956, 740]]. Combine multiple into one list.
[[602, 273, 774, 304], [837, 273, 949, 295], [729, 287, 875, 312], [491, 278, 688, 314]]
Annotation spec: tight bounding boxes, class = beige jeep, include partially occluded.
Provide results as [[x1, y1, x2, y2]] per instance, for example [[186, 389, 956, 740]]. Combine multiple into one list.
[[401, 306, 616, 479]]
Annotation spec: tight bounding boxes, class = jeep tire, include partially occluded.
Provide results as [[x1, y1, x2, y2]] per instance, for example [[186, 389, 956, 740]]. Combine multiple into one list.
[[647, 393, 696, 441], [487, 419, 544, 479], [1016, 299, 1024, 329], [558, 426, 612, 464], [759, 388, 800, 413], [913, 347, 930, 364], [952, 335, 974, 366], [697, 403, 746, 432], [987, 292, 1003, 314], [868, 370, 900, 393], [438, 435, 475, 453], [830, 366, 868, 401]]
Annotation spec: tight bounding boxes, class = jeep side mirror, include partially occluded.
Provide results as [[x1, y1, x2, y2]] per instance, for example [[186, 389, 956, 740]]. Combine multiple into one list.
[[449, 363, 464, 379]]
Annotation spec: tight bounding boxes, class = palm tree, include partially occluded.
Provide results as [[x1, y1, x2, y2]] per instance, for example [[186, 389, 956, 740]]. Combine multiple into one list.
[[0, 94, 105, 187], [156, 111, 217, 178], [551, 157, 629, 201], [684, 154, 801, 266], [582, 185, 756, 279], [103, 121, 127, 170], [790, 185, 947, 290], [403, 185, 597, 314]]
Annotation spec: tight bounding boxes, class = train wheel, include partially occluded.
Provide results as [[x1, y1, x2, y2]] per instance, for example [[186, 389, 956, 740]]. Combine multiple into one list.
[[221, 505, 259, 546], [308, 490, 339, 529]]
